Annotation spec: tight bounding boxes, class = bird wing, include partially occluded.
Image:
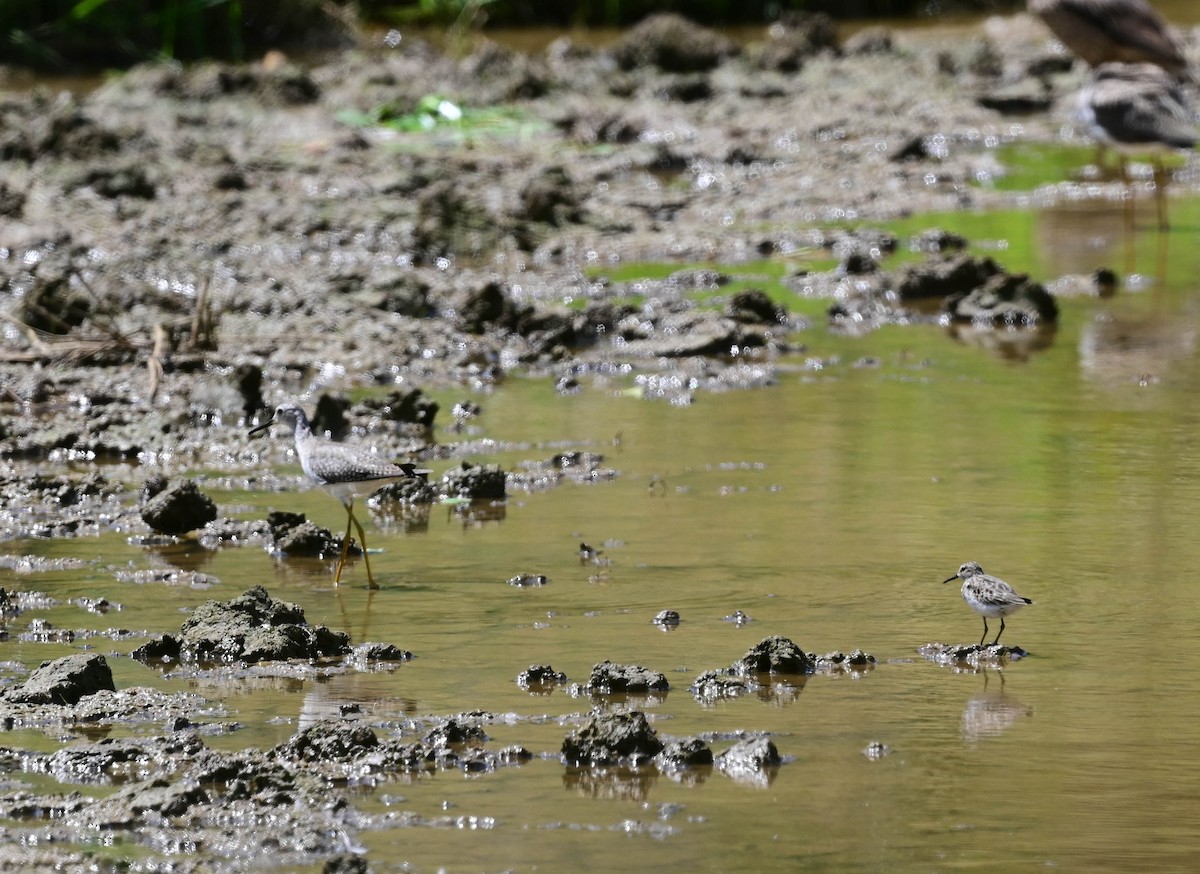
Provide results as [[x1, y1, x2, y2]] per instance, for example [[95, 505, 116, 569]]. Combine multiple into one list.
[[1091, 78, 1196, 148]]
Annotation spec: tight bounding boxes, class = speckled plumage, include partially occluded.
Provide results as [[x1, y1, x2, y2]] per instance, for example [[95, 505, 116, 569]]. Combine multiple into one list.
[[942, 561, 1034, 647], [1074, 62, 1196, 230], [251, 401, 422, 588]]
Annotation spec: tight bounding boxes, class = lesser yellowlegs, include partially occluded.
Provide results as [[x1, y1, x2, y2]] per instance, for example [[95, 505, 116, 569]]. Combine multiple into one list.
[[1076, 62, 1196, 230], [250, 401, 424, 588], [942, 561, 1034, 646]]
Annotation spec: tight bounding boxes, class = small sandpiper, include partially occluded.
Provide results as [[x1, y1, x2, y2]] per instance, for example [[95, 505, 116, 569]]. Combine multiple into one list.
[[942, 561, 1033, 647]]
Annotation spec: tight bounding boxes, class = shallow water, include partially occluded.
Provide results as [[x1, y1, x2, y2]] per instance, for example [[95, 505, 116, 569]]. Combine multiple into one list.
[[7, 193, 1200, 871]]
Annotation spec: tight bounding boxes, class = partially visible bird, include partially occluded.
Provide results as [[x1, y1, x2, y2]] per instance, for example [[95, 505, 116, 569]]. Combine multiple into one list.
[[250, 401, 424, 589], [1076, 62, 1196, 229], [1029, 0, 1190, 79], [942, 561, 1034, 647]]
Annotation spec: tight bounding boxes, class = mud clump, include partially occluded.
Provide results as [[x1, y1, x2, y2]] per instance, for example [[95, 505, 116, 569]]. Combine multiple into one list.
[[442, 461, 507, 500], [1, 653, 115, 705], [139, 478, 218, 536], [583, 660, 669, 694], [517, 664, 568, 690], [715, 736, 782, 784], [731, 635, 815, 676], [610, 13, 738, 73], [131, 585, 350, 665], [561, 710, 665, 766], [919, 641, 1029, 668], [266, 510, 348, 558]]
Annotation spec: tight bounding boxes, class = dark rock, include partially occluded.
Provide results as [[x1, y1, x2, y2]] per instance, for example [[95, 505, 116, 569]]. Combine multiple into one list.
[[517, 664, 568, 689], [358, 388, 438, 430], [312, 394, 351, 440], [131, 633, 182, 663], [519, 165, 581, 225], [652, 609, 681, 627], [730, 635, 814, 676], [18, 273, 91, 335], [268, 511, 346, 558], [748, 12, 839, 71], [458, 280, 531, 334], [918, 641, 1029, 667], [585, 660, 669, 694], [133, 586, 350, 665], [3, 653, 115, 705], [425, 718, 488, 747], [689, 669, 753, 702], [368, 271, 432, 317], [275, 721, 379, 762], [233, 363, 265, 419], [727, 289, 786, 324], [324, 856, 370, 874], [655, 737, 714, 770], [350, 642, 413, 664], [943, 271, 1059, 326], [70, 164, 155, 199], [896, 254, 1003, 301], [0, 181, 26, 217], [658, 73, 713, 103], [442, 461, 506, 500], [610, 13, 738, 73], [139, 478, 218, 536], [975, 80, 1053, 115], [561, 710, 664, 766]]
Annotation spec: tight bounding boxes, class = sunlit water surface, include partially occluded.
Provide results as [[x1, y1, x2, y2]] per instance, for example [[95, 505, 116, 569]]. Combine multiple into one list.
[[6, 201, 1200, 871]]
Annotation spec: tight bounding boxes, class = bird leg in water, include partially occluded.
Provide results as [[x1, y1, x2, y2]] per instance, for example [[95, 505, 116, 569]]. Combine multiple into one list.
[[334, 501, 356, 585]]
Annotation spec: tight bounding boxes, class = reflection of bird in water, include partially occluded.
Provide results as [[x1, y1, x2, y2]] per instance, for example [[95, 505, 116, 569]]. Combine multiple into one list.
[[962, 675, 1034, 742], [1079, 312, 1198, 386], [1075, 63, 1196, 230], [1029, 0, 1190, 78]]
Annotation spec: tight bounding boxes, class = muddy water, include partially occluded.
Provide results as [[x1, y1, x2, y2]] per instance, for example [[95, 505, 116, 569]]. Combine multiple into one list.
[[7, 199, 1200, 869]]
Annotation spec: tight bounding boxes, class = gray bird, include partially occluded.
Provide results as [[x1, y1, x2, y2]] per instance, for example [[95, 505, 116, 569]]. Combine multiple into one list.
[[1076, 62, 1196, 229], [250, 401, 424, 588]]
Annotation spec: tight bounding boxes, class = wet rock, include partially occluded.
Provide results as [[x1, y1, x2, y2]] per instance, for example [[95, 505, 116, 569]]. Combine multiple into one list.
[[267, 511, 347, 558], [654, 738, 714, 771], [561, 710, 665, 766], [233, 363, 265, 419], [442, 461, 507, 500], [139, 478, 218, 536], [508, 573, 548, 587], [863, 741, 892, 760], [348, 642, 413, 667], [811, 649, 876, 672], [652, 609, 681, 627], [689, 670, 754, 702], [976, 79, 1053, 115], [747, 12, 839, 72], [613, 309, 764, 358], [609, 13, 738, 73], [324, 856, 370, 874], [919, 642, 1029, 668], [67, 163, 156, 199], [0, 180, 26, 217], [730, 635, 814, 676], [896, 253, 1004, 301], [457, 280, 531, 334], [133, 586, 350, 665], [425, 718, 488, 747], [943, 271, 1059, 326], [275, 721, 379, 762], [585, 660, 670, 694], [517, 664, 568, 690], [357, 388, 439, 431], [727, 289, 786, 324], [2, 653, 114, 705], [364, 270, 432, 317], [17, 272, 92, 335], [715, 736, 781, 782], [909, 228, 968, 254], [312, 394, 351, 440], [519, 165, 581, 225]]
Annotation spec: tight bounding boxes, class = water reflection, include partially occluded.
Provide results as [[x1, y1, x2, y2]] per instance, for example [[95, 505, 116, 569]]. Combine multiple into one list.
[[1078, 312, 1198, 386], [944, 324, 1057, 360], [961, 672, 1033, 743], [563, 765, 656, 801]]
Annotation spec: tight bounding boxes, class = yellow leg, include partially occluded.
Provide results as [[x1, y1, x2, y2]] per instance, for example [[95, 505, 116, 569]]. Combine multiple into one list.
[[1152, 162, 1169, 231], [349, 510, 378, 589], [333, 501, 355, 585]]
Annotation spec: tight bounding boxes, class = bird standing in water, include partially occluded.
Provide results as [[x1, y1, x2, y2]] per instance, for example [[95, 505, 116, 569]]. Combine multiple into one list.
[[1076, 62, 1196, 230], [250, 401, 424, 588], [943, 561, 1034, 647]]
